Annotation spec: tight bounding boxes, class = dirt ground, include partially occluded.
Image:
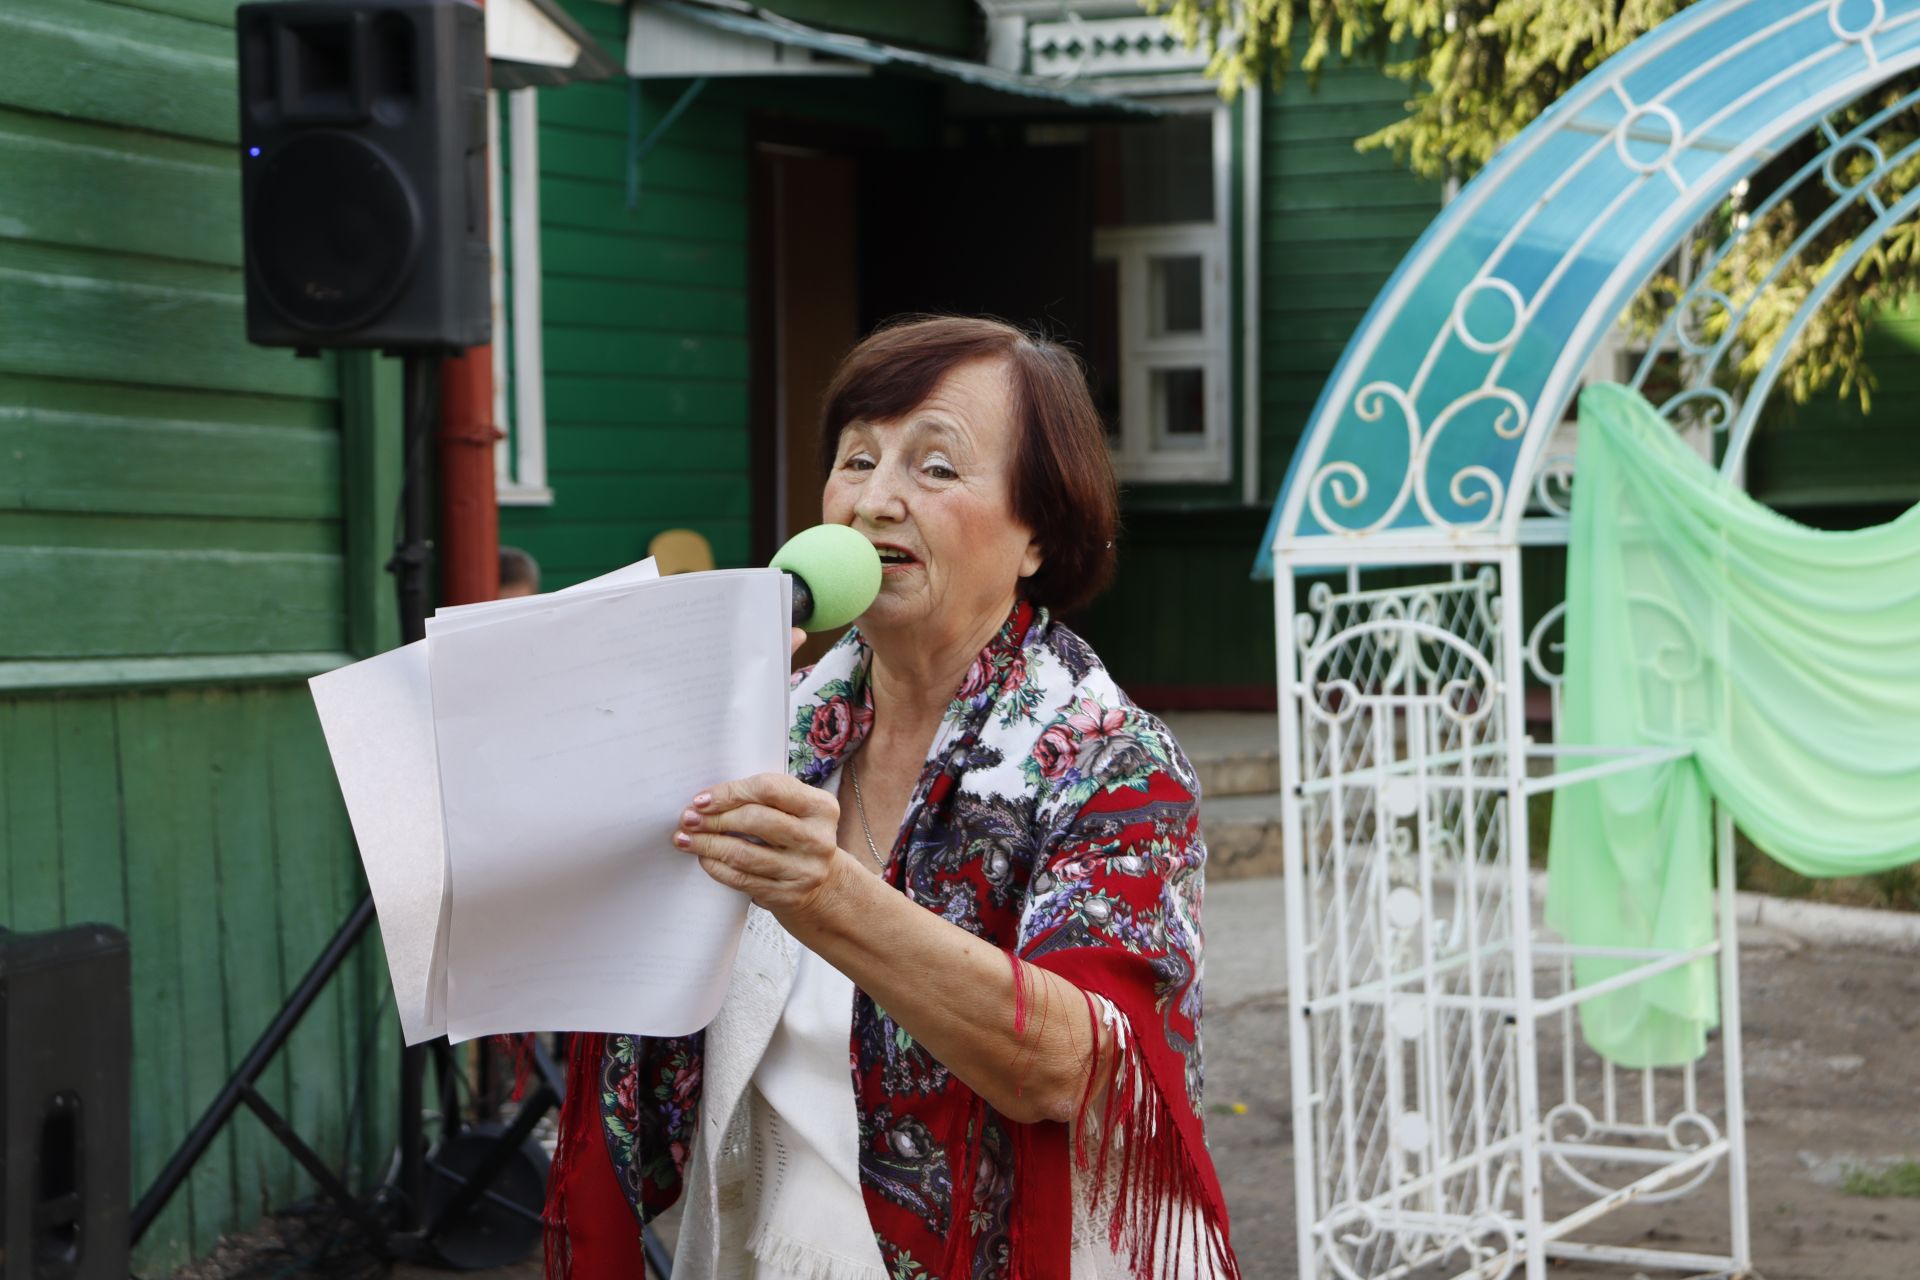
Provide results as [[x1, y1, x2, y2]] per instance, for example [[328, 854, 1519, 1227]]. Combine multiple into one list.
[[1206, 927, 1920, 1279]]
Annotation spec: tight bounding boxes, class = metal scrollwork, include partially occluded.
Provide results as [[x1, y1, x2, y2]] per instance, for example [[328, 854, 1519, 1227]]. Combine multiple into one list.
[[1451, 278, 1526, 355], [1417, 387, 1531, 531], [1544, 1102, 1723, 1204], [1300, 618, 1502, 728], [1310, 677, 1365, 727], [1317, 1202, 1384, 1280], [1533, 454, 1577, 517], [1626, 593, 1706, 685], [1673, 287, 1735, 357], [1437, 1214, 1520, 1280], [1525, 602, 1568, 688], [1310, 383, 1532, 536], [1656, 386, 1736, 435]]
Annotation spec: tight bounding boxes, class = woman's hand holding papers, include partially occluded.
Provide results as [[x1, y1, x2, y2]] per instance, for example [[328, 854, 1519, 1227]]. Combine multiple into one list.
[[665, 631, 835, 918], [673, 775, 855, 925]]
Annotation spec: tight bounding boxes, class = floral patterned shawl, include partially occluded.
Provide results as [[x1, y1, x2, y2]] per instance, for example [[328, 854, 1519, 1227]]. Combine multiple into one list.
[[550, 602, 1237, 1279]]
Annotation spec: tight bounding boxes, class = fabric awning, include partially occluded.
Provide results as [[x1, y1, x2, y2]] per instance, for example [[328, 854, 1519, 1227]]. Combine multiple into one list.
[[629, 0, 1162, 116]]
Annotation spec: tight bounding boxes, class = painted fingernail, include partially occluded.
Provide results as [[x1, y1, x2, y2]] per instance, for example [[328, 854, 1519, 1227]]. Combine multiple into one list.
[[693, 792, 712, 810], [673, 831, 692, 848], [681, 809, 701, 830]]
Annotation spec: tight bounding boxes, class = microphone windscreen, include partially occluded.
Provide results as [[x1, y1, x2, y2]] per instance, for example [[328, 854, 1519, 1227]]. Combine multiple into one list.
[[770, 524, 882, 632]]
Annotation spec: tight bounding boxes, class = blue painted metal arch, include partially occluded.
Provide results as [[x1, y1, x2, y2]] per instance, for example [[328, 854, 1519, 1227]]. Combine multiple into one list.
[[1258, 0, 1920, 573]]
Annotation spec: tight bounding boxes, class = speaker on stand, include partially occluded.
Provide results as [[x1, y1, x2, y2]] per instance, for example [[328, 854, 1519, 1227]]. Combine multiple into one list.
[[128, 3, 559, 1271]]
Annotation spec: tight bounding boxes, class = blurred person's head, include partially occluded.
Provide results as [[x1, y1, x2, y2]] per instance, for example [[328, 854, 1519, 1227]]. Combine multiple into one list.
[[499, 545, 541, 598]]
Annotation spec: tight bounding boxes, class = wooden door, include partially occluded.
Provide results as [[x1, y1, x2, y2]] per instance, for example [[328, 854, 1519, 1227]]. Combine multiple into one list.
[[753, 142, 860, 661], [756, 143, 860, 546]]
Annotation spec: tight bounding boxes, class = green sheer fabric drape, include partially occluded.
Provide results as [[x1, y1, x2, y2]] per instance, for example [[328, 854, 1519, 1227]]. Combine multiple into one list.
[[1545, 383, 1920, 1068]]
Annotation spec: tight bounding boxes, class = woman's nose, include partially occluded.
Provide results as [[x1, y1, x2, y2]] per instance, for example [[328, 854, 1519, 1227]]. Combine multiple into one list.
[[855, 465, 908, 523]]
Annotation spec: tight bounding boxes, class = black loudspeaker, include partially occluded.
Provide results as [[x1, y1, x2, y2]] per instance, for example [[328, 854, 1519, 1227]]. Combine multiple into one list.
[[1, 925, 131, 1280], [236, 0, 491, 349]]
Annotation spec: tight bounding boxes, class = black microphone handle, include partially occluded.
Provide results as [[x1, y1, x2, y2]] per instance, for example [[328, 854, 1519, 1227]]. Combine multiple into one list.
[[789, 575, 815, 627]]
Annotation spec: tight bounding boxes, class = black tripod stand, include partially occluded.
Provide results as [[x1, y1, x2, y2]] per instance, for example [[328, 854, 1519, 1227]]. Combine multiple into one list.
[[129, 353, 579, 1272]]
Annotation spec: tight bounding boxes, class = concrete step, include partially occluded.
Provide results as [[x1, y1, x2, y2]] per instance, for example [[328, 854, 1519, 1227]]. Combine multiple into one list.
[[1160, 711, 1280, 799], [1201, 790, 1285, 881]]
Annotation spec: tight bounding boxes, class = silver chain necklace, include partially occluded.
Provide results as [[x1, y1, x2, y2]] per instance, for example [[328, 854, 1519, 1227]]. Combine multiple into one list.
[[847, 756, 887, 870]]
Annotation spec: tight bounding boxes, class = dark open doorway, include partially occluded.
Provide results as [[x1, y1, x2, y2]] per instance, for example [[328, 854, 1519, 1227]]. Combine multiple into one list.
[[750, 134, 862, 564], [750, 124, 1099, 558]]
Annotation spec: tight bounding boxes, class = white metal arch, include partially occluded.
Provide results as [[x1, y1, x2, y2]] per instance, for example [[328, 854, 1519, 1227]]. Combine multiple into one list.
[[1259, 0, 1920, 565], [1263, 6, 1920, 1277]]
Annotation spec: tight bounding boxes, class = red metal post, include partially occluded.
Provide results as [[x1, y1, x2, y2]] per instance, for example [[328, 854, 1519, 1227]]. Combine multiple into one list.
[[438, 345, 500, 605], [438, 0, 500, 607]]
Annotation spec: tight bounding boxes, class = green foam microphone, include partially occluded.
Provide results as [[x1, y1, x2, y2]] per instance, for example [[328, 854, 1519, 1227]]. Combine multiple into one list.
[[771, 524, 883, 632]]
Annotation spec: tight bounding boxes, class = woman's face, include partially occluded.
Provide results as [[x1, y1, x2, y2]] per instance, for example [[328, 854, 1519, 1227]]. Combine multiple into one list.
[[822, 357, 1044, 647]]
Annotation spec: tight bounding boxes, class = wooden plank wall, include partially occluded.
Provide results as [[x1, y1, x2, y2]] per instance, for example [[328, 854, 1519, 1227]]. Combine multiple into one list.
[[1071, 507, 1280, 698], [1257, 56, 1444, 502], [0, 0, 395, 1268], [1748, 298, 1920, 518], [1, 691, 386, 1271]]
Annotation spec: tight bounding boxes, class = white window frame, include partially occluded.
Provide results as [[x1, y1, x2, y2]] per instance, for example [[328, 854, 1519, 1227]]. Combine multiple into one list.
[[1094, 105, 1233, 484], [492, 87, 553, 506]]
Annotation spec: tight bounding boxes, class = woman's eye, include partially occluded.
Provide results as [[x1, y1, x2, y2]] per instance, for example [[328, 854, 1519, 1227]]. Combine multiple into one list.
[[843, 454, 876, 471], [925, 461, 958, 480]]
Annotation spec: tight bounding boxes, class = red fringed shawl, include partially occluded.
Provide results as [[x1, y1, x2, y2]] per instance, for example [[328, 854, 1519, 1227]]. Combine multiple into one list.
[[549, 602, 1238, 1279]]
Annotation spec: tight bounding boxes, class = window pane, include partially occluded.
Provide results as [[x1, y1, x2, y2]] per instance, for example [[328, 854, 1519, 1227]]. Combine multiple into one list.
[[1151, 255, 1204, 336], [1152, 367, 1207, 449], [1092, 114, 1215, 227], [1091, 258, 1121, 442]]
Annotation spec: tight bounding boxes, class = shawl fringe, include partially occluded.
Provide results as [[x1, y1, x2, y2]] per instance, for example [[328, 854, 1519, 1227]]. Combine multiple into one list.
[[544, 1031, 606, 1280], [492, 1032, 537, 1102], [744, 1224, 889, 1280], [982, 994, 1239, 1280], [1081, 1012, 1240, 1280]]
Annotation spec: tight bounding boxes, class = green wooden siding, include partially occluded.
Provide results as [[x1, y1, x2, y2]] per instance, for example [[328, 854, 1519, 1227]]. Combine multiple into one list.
[[502, 43, 756, 583], [1072, 507, 1279, 695], [3, 687, 394, 1271], [1258, 60, 1445, 504], [502, 1, 940, 586], [0, 0, 398, 1267], [1747, 299, 1920, 518]]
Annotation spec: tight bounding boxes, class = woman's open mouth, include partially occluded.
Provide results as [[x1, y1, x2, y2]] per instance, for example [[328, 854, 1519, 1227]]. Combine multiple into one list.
[[873, 543, 919, 571]]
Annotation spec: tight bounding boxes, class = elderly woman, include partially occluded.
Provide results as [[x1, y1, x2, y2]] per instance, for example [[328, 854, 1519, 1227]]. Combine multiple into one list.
[[547, 317, 1238, 1280]]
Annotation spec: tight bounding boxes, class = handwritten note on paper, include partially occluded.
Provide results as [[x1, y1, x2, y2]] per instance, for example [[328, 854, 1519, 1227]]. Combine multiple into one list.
[[428, 568, 790, 1041]]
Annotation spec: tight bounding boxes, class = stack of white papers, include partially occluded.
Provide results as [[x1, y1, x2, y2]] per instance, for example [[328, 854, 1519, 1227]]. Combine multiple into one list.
[[309, 560, 791, 1045]]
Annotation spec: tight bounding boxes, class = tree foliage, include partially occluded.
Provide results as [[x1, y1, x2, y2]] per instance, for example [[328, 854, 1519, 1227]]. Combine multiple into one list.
[[1148, 0, 1920, 409]]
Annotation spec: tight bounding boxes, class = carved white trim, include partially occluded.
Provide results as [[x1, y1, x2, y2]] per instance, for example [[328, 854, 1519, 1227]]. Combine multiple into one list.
[[1029, 14, 1209, 78]]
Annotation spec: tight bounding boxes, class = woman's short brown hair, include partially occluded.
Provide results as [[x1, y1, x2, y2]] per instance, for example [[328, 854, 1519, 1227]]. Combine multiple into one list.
[[817, 315, 1119, 614]]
